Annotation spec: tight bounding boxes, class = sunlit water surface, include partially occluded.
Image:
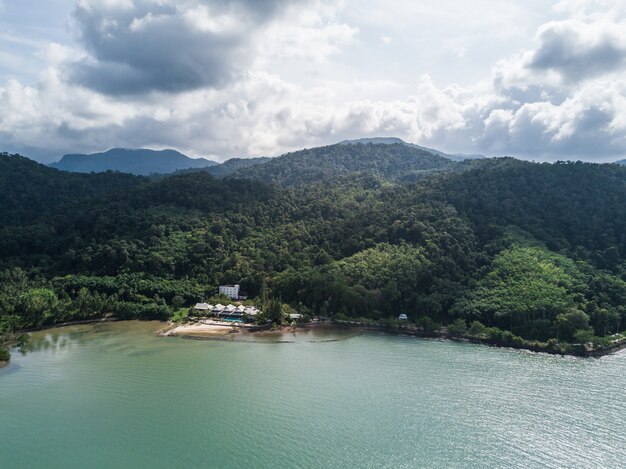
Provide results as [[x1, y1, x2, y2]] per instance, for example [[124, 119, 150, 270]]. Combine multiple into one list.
[[1, 321, 625, 468]]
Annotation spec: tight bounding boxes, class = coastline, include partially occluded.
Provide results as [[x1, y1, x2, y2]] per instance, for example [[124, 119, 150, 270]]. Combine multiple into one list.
[[159, 319, 626, 357], [368, 326, 626, 358], [7, 318, 626, 358], [19, 316, 119, 333]]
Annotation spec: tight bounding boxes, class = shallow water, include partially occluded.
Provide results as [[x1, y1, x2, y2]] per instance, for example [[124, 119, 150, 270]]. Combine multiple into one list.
[[1, 321, 625, 468]]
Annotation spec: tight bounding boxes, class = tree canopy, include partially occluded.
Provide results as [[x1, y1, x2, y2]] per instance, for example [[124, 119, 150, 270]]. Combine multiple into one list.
[[1, 149, 626, 346]]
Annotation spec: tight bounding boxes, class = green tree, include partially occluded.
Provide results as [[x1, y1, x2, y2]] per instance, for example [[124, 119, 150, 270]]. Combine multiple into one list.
[[266, 298, 283, 324], [416, 316, 441, 333], [557, 309, 591, 342], [468, 320, 487, 337], [447, 318, 467, 337]]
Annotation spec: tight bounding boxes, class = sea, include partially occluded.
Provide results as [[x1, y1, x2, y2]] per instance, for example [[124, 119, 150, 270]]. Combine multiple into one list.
[[1, 321, 625, 468]]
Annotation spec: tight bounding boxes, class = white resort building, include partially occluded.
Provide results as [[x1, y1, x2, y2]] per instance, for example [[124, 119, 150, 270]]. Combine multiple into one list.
[[219, 285, 240, 300], [193, 302, 260, 322]]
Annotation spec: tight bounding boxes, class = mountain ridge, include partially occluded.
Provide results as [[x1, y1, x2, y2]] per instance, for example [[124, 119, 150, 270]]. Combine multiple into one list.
[[339, 137, 485, 161], [0, 151, 142, 225], [233, 142, 456, 185], [171, 156, 272, 178], [50, 148, 217, 175], [47, 138, 483, 178]]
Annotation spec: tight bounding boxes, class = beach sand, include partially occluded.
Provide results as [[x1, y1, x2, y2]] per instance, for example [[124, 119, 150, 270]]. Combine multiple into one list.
[[164, 323, 236, 337]]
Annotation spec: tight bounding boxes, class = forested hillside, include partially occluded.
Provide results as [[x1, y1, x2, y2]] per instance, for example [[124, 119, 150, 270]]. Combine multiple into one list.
[[340, 137, 485, 161], [235, 143, 455, 185], [171, 156, 271, 177], [1, 150, 625, 353], [0, 152, 142, 225]]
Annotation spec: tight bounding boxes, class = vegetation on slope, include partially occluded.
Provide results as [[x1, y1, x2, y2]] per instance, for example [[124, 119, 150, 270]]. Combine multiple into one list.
[[0, 152, 142, 225], [236, 143, 454, 185], [1, 151, 625, 353]]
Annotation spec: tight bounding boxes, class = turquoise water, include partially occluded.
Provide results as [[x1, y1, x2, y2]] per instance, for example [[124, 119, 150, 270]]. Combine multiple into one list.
[[1, 321, 625, 468]]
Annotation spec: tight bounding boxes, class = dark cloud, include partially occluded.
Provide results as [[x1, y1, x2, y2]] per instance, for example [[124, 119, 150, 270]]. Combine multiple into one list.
[[528, 21, 626, 82], [68, 0, 304, 95]]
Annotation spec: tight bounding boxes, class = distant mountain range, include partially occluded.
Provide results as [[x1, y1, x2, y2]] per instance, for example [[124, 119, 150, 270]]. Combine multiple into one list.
[[339, 137, 485, 162], [615, 159, 626, 166], [50, 148, 217, 175], [48, 138, 483, 177]]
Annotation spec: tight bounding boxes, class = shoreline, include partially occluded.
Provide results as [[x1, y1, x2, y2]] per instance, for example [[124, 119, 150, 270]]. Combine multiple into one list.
[[374, 327, 626, 358], [19, 316, 120, 333], [7, 318, 626, 359], [159, 320, 626, 357]]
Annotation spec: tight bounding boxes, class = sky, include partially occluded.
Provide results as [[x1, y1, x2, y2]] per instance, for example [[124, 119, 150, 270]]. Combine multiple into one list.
[[1, 0, 625, 163]]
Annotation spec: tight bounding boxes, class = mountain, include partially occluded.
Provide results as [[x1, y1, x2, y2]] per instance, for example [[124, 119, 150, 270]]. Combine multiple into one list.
[[206, 157, 272, 177], [615, 159, 626, 166], [0, 152, 141, 226], [235, 142, 455, 185], [172, 156, 271, 177], [50, 148, 217, 175], [2, 150, 626, 352], [340, 137, 485, 161]]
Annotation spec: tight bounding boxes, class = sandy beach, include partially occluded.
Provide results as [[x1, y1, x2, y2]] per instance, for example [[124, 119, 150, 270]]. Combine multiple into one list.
[[161, 322, 239, 337]]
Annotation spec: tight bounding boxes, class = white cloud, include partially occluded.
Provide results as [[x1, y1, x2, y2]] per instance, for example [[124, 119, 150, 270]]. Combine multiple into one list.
[[555, 0, 626, 18], [526, 19, 626, 82], [1, 0, 626, 163], [263, 18, 357, 63]]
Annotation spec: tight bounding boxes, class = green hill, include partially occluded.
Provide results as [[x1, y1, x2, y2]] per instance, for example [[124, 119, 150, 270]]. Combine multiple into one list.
[[1, 151, 625, 351], [340, 137, 485, 161], [172, 156, 271, 177], [235, 143, 455, 185], [0, 152, 142, 225]]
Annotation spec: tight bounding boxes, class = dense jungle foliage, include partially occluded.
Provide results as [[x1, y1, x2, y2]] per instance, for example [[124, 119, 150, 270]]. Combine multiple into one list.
[[1, 148, 626, 352], [235, 143, 454, 185]]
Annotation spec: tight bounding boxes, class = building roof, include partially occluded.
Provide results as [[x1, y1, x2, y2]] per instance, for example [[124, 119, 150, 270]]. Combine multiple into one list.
[[194, 303, 210, 310], [289, 313, 303, 320], [213, 304, 225, 311]]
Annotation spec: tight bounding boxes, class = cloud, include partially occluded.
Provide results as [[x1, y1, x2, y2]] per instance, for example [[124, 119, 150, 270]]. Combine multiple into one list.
[[555, 0, 626, 18], [477, 80, 626, 158], [527, 19, 626, 82], [67, 0, 312, 95], [262, 14, 357, 63], [1, 0, 626, 163]]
